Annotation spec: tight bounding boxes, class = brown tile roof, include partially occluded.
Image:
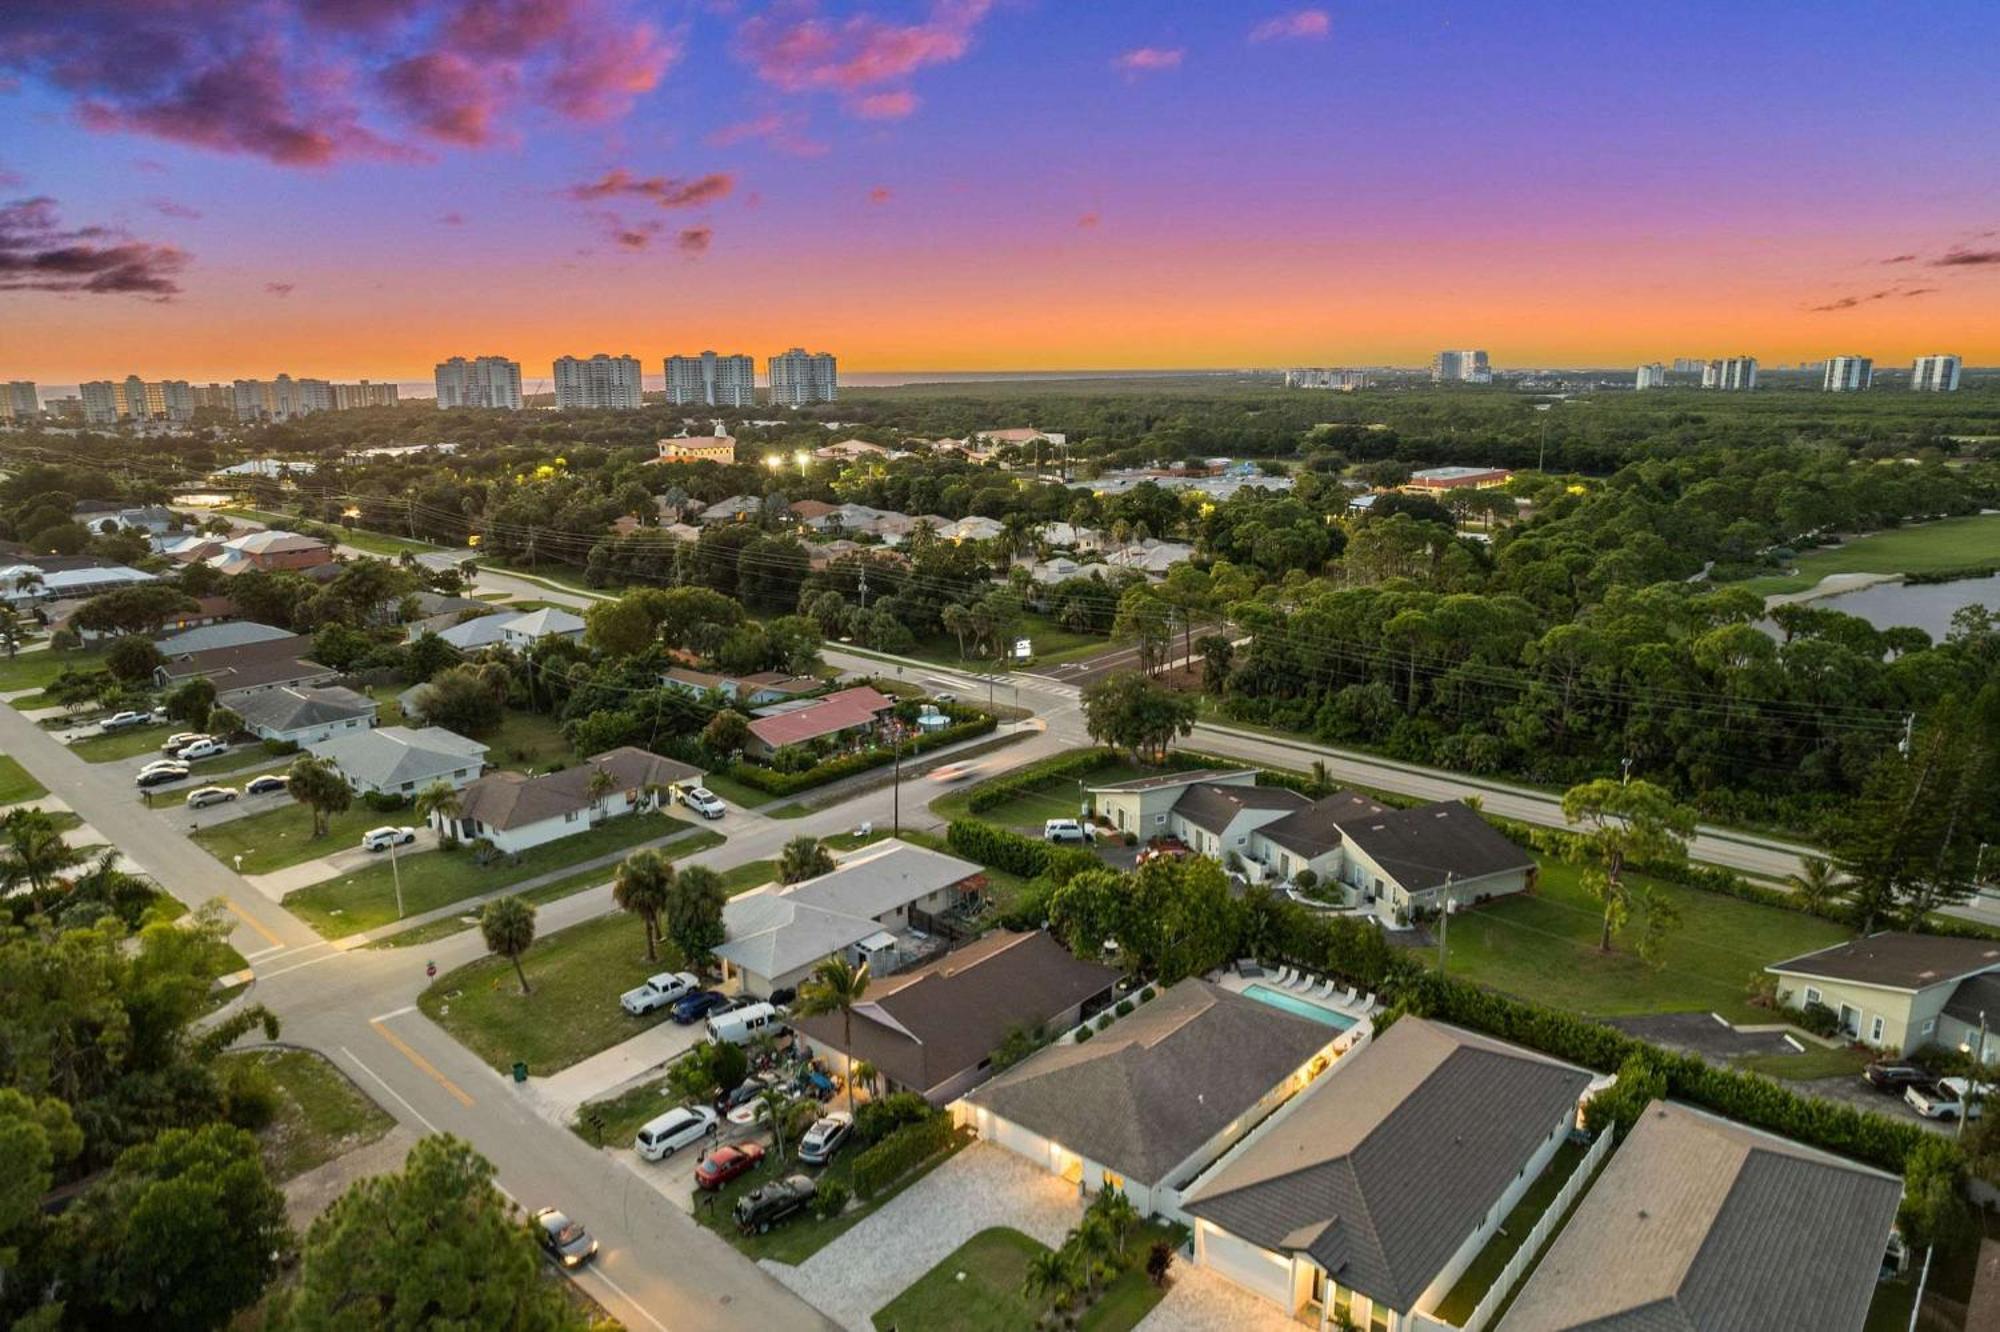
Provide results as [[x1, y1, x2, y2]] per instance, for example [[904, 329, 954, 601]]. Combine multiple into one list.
[[454, 747, 703, 832], [791, 931, 1117, 1098], [1769, 932, 2000, 992], [156, 634, 333, 692]]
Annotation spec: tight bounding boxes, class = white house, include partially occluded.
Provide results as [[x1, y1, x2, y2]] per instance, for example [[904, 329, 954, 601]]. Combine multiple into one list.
[[437, 746, 703, 854], [1181, 1018, 1591, 1332], [713, 840, 984, 998], [426, 605, 586, 651], [230, 685, 378, 746], [957, 979, 1347, 1216], [308, 724, 489, 797]]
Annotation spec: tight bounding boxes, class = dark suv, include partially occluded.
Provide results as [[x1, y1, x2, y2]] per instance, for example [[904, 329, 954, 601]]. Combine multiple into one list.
[[1862, 1061, 1932, 1093], [734, 1175, 816, 1234]]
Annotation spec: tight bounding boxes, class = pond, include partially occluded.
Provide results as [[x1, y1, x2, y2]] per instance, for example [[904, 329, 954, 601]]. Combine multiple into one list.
[[1794, 573, 2000, 641]]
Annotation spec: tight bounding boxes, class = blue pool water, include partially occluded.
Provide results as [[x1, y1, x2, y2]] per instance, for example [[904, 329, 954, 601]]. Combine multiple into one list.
[[1243, 983, 1357, 1030]]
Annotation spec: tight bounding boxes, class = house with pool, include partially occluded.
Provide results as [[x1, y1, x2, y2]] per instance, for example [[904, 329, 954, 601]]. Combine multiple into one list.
[[952, 977, 1357, 1218]]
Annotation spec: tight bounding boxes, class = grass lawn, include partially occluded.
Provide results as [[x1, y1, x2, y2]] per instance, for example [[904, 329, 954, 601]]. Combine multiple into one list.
[[223, 1048, 395, 1182], [936, 759, 1150, 830], [0, 646, 109, 694], [335, 526, 454, 558], [721, 859, 778, 895], [1731, 1045, 1874, 1081], [1432, 1139, 1589, 1325], [696, 769, 777, 810], [363, 683, 407, 727], [68, 721, 178, 762], [1740, 513, 2000, 595], [571, 1072, 683, 1147], [492, 560, 610, 598], [871, 1227, 1046, 1332], [1443, 858, 1853, 1023], [476, 708, 573, 772], [0, 754, 47, 805], [287, 811, 698, 938], [192, 801, 386, 875], [904, 611, 1109, 673], [420, 909, 684, 1074]]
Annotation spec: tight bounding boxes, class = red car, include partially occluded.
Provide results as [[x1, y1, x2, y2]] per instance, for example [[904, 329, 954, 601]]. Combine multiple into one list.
[[694, 1141, 766, 1191]]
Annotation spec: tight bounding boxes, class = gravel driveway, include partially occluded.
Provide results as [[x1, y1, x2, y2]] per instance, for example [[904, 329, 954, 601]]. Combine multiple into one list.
[[762, 1142, 1083, 1330]]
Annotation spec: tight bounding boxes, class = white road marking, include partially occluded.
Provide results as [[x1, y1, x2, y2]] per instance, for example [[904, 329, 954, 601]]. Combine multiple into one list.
[[588, 1267, 671, 1332], [339, 1045, 441, 1134], [243, 943, 289, 960], [371, 1003, 417, 1021], [257, 949, 347, 980]]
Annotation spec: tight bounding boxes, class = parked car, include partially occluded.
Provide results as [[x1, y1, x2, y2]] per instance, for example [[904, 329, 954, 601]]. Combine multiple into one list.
[[162, 732, 211, 754], [138, 756, 191, 775], [694, 1141, 766, 1191], [135, 764, 190, 788], [671, 989, 732, 1025], [634, 1105, 719, 1161], [185, 785, 238, 809], [734, 1174, 816, 1234], [620, 970, 700, 1016], [680, 786, 726, 820], [99, 710, 150, 732], [715, 1075, 775, 1116], [530, 1208, 598, 1268], [361, 826, 418, 852], [1862, 1061, 1933, 1093], [708, 1001, 787, 1047], [173, 738, 229, 761], [1042, 818, 1092, 844], [795, 1112, 853, 1166], [1906, 1078, 1990, 1122], [245, 774, 289, 796]]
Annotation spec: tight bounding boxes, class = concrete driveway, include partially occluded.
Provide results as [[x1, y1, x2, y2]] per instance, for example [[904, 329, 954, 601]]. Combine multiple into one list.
[[1137, 1264, 1297, 1332], [762, 1143, 1083, 1331]]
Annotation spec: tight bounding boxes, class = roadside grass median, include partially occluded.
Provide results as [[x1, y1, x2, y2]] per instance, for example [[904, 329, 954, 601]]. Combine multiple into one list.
[[68, 721, 182, 762], [192, 802, 385, 875], [0, 754, 47, 805], [0, 647, 109, 695], [221, 1047, 396, 1182], [286, 811, 699, 939]]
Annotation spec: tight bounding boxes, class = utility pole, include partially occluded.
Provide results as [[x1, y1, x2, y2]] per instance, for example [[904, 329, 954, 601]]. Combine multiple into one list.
[[1437, 873, 1455, 976], [390, 835, 406, 920], [857, 566, 869, 610], [1900, 712, 1915, 756], [1962, 1009, 1988, 1143]]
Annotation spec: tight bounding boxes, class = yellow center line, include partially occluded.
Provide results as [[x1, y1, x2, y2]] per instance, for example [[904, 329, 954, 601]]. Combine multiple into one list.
[[223, 897, 285, 949], [370, 1019, 475, 1108]]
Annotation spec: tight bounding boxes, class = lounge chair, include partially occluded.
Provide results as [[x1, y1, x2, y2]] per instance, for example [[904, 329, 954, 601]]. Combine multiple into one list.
[[1338, 986, 1356, 1006], [1293, 972, 1318, 992], [1357, 991, 1376, 1012], [1315, 979, 1338, 1000], [1272, 965, 1294, 987]]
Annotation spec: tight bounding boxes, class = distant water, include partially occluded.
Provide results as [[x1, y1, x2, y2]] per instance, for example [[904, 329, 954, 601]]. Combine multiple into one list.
[[1804, 575, 2000, 641]]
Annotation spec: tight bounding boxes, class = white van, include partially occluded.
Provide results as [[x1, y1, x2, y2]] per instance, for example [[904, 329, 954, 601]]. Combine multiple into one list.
[[707, 1001, 787, 1047], [634, 1105, 718, 1161]]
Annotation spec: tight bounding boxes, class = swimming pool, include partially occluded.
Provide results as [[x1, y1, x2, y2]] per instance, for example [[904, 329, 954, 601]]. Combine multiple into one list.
[[1242, 983, 1358, 1030]]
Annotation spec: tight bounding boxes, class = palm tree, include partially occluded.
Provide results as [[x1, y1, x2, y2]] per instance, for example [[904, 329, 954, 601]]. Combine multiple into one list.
[[585, 765, 618, 822], [794, 956, 869, 1111], [851, 1060, 878, 1103], [754, 1085, 794, 1159], [1023, 1248, 1078, 1311], [613, 848, 674, 962], [1786, 856, 1846, 913], [779, 835, 834, 885], [1073, 1215, 1117, 1295], [480, 894, 537, 995], [414, 781, 462, 846], [1091, 1186, 1140, 1256], [0, 808, 86, 901]]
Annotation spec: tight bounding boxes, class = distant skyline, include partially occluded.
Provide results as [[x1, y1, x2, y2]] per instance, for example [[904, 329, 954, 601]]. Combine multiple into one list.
[[2, 2, 1996, 380]]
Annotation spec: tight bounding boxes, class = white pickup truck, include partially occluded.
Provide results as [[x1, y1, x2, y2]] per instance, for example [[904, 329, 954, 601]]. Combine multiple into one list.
[[1905, 1077, 1990, 1122]]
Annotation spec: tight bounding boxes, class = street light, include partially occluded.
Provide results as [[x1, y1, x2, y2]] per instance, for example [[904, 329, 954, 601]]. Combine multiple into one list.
[[1962, 1010, 1989, 1142]]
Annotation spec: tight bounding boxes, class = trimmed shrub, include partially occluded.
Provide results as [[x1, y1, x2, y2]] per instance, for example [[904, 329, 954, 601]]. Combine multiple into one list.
[[965, 748, 1123, 814], [945, 818, 1098, 884], [1115, 1000, 1134, 1017], [729, 714, 997, 796], [811, 1180, 851, 1220], [1074, 1026, 1094, 1043], [361, 790, 408, 813], [849, 1115, 960, 1201], [855, 1091, 932, 1146]]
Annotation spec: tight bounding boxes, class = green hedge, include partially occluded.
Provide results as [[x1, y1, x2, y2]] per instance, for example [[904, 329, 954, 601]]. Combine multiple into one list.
[[850, 1114, 964, 1201], [946, 818, 1099, 884], [966, 747, 1124, 814], [728, 714, 997, 796]]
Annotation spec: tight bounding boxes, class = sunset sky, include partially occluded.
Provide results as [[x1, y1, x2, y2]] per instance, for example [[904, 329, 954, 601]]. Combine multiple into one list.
[[2, 0, 1995, 384]]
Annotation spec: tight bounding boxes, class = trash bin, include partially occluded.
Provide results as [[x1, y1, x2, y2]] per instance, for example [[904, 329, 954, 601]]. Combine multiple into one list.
[[512, 1061, 527, 1083]]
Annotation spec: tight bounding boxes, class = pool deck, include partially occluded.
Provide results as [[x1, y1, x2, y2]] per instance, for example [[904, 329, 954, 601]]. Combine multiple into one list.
[[1216, 967, 1376, 1044]]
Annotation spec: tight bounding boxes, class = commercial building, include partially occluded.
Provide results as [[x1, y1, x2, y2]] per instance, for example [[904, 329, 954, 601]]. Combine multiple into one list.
[[1286, 368, 1373, 390], [1, 381, 36, 421], [232, 375, 333, 422], [1912, 353, 1962, 392], [553, 353, 643, 410], [1406, 465, 1512, 491], [1701, 356, 1758, 390], [1823, 355, 1873, 392], [1634, 363, 1667, 390], [434, 355, 523, 410], [331, 380, 400, 409], [1431, 350, 1492, 384], [649, 433, 737, 465], [79, 381, 120, 424], [666, 351, 756, 407], [768, 347, 838, 405]]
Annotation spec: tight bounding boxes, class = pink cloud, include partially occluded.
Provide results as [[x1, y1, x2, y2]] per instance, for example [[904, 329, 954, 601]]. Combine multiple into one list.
[[851, 89, 917, 119], [264, 280, 296, 296], [1249, 9, 1329, 42], [867, 185, 892, 204], [708, 111, 829, 157], [378, 50, 502, 145], [736, 0, 991, 106], [439, 210, 466, 225], [1076, 211, 1100, 229], [677, 225, 711, 255], [1112, 47, 1183, 75], [567, 168, 735, 208], [0, 195, 189, 299], [149, 197, 203, 219]]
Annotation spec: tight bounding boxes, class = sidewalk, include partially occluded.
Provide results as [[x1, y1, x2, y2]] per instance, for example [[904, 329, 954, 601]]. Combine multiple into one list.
[[521, 1019, 706, 1125], [244, 827, 444, 901]]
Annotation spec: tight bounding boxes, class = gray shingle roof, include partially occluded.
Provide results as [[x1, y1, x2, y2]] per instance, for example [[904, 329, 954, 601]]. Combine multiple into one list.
[[1184, 1018, 1591, 1314], [1768, 932, 2000, 993], [1497, 1101, 1901, 1332], [1257, 790, 1393, 858], [230, 685, 376, 733], [153, 620, 295, 656], [964, 979, 1335, 1186], [454, 747, 702, 831], [308, 725, 489, 789], [1942, 971, 2000, 1027], [1170, 782, 1311, 835], [1336, 801, 1533, 892]]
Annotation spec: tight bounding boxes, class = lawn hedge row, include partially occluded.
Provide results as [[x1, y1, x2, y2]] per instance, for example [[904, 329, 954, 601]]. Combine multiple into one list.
[[946, 818, 1098, 884], [965, 747, 1124, 814], [849, 1115, 966, 1201], [726, 714, 997, 796]]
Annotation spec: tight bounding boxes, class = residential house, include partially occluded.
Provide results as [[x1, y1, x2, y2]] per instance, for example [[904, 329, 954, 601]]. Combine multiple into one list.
[[794, 930, 1117, 1105], [75, 504, 176, 535], [159, 534, 227, 563], [944, 516, 1005, 543], [439, 746, 703, 854], [744, 685, 893, 760], [977, 427, 1066, 450], [1766, 933, 2000, 1059], [695, 495, 763, 524], [1102, 539, 1194, 578], [207, 529, 333, 574], [154, 620, 295, 656], [1497, 1101, 1901, 1332], [1182, 1018, 1592, 1331], [789, 499, 841, 524], [1019, 556, 1106, 585], [231, 685, 378, 746], [425, 605, 585, 651], [815, 438, 894, 462], [153, 635, 336, 701], [659, 668, 823, 707], [47, 591, 237, 643], [714, 840, 985, 998], [1036, 522, 1105, 552], [958, 979, 1347, 1216], [308, 724, 489, 797], [3, 563, 157, 608], [1088, 771, 1535, 924]]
